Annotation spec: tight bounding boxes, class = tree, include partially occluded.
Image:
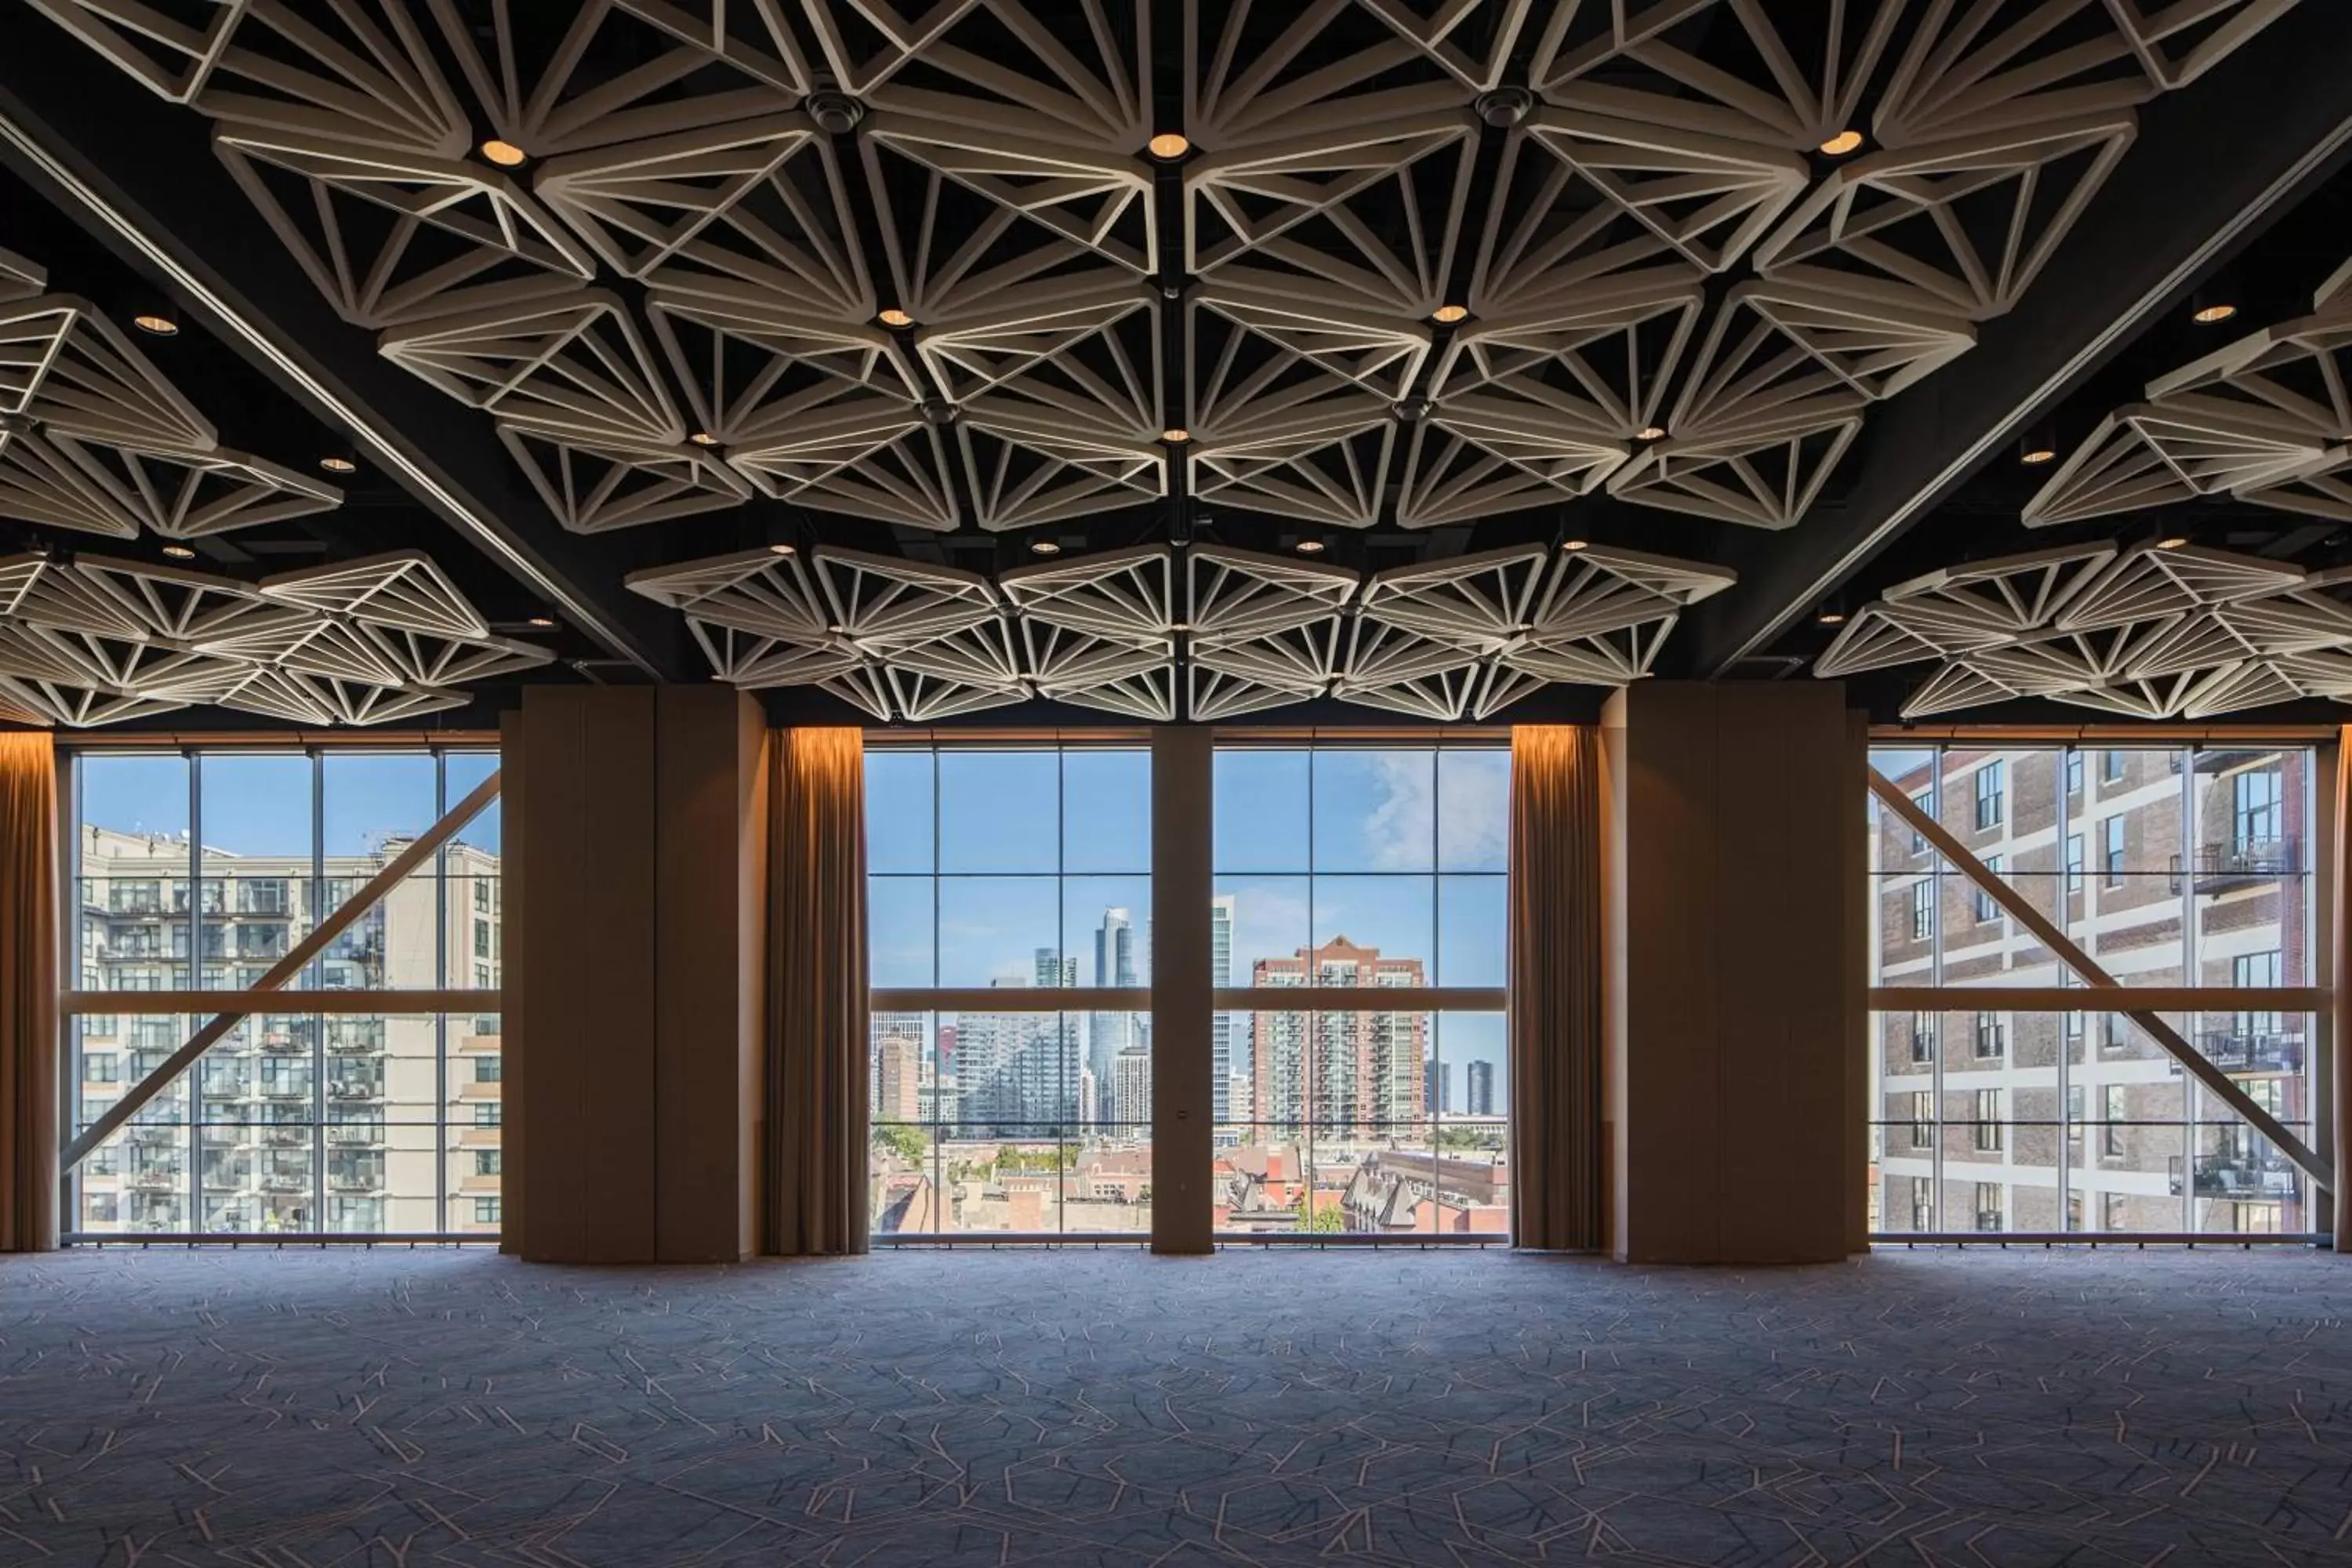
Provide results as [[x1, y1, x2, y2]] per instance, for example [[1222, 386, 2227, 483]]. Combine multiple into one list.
[[874, 1124, 928, 1165], [1293, 1192, 1347, 1232]]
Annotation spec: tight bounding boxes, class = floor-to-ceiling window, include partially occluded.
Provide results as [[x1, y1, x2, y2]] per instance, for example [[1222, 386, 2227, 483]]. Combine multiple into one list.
[[1868, 744, 2321, 1238], [866, 743, 1152, 1236], [863, 735, 1512, 1240], [1212, 742, 1509, 1237], [65, 747, 500, 1238]]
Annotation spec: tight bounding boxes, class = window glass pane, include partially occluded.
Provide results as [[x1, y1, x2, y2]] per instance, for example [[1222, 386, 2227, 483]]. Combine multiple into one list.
[[1437, 750, 1509, 873], [1213, 750, 1308, 872], [1436, 876, 1505, 988], [322, 753, 435, 857], [864, 748, 933, 874], [198, 754, 313, 862], [936, 877, 1059, 988], [445, 751, 501, 861], [1064, 879, 1151, 990], [1308, 877, 1432, 978], [1312, 750, 1436, 873], [938, 753, 1057, 872], [1061, 750, 1150, 873], [78, 755, 193, 993], [868, 877, 935, 988], [1218, 875, 1310, 987], [868, 1009, 1146, 1236]]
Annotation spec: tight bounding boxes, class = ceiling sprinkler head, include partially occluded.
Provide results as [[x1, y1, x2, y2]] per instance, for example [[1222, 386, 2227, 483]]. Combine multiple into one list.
[[920, 399, 958, 426], [1392, 397, 1433, 423], [808, 88, 865, 134], [1475, 87, 1534, 128]]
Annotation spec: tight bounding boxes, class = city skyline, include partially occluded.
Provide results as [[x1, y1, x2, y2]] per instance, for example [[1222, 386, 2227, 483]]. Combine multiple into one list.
[[865, 748, 1511, 1110]]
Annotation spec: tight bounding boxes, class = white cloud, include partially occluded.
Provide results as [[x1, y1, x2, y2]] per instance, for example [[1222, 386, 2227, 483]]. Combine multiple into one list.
[[1359, 752, 1507, 871]]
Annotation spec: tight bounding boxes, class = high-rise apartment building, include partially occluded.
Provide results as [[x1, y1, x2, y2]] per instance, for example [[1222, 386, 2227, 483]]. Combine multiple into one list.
[[1090, 908, 1138, 1123], [1465, 1060, 1495, 1116], [871, 1012, 925, 1123], [1113, 1044, 1151, 1126], [1250, 937, 1426, 1130], [1210, 895, 1236, 1120], [1425, 1060, 1453, 1115], [1875, 748, 2310, 1235]]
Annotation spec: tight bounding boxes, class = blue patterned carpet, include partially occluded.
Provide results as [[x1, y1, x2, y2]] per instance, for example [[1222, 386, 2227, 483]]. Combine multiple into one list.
[[4, 1247, 2352, 1565]]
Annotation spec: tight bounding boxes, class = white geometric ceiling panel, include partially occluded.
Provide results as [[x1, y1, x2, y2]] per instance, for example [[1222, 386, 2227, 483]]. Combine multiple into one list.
[[0, 551, 546, 729], [25, 0, 2297, 545], [0, 267, 350, 658], [637, 538, 1733, 720], [1819, 540, 2352, 720]]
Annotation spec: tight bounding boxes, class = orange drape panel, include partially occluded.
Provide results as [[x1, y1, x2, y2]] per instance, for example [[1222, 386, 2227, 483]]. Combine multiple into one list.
[[1508, 724, 1603, 1250], [0, 732, 58, 1252], [765, 728, 869, 1255], [2336, 729, 2352, 1245]]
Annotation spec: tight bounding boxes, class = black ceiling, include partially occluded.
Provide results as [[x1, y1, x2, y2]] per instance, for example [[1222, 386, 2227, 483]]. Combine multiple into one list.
[[4, 1, 2350, 728]]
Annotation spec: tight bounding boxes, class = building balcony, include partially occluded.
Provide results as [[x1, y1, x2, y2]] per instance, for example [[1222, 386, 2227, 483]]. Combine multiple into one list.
[[129, 1171, 180, 1189], [2172, 836, 2299, 894], [261, 1128, 308, 1149], [329, 1174, 381, 1192], [2199, 1029, 2305, 1075], [326, 1040, 381, 1055], [260, 1174, 307, 1192], [261, 1083, 310, 1100], [201, 1083, 250, 1101], [326, 1083, 382, 1101], [2169, 1150, 2299, 1198], [327, 1125, 380, 1146]]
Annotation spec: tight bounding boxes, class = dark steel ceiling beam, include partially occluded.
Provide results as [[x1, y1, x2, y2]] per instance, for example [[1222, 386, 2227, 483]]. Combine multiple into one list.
[[1675, 2, 2352, 678], [0, 26, 692, 681]]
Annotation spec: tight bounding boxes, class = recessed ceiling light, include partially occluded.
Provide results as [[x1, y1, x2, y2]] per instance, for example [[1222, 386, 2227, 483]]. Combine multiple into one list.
[[1295, 539, 1325, 554], [132, 313, 178, 336], [1161, 428, 1191, 444], [1147, 132, 1190, 159], [1819, 129, 1864, 156], [1170, 622, 1192, 633], [878, 307, 914, 328], [160, 544, 196, 560], [319, 456, 358, 474], [768, 543, 796, 557], [688, 430, 720, 447], [828, 623, 847, 634], [526, 615, 557, 628], [1029, 539, 1062, 555], [1561, 539, 1588, 552], [2156, 535, 2190, 550], [1432, 303, 1468, 324], [2192, 302, 2238, 325], [1635, 425, 1665, 441], [480, 139, 528, 167], [1818, 611, 1846, 626], [2020, 446, 2056, 464]]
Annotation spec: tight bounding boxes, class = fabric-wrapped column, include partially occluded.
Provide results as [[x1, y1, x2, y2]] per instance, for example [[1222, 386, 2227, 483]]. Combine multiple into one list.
[[767, 728, 870, 1255], [1507, 724, 1604, 1250], [0, 731, 58, 1253]]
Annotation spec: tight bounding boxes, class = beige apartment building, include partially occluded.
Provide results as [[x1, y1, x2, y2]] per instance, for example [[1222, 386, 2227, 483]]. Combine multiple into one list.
[[71, 824, 502, 1236], [1873, 746, 2313, 1236]]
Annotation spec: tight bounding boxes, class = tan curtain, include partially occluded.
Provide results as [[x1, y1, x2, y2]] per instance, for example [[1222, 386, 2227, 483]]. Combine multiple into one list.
[[0, 731, 58, 1252], [2336, 727, 2352, 1246], [765, 727, 869, 1255], [1508, 724, 1602, 1250]]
